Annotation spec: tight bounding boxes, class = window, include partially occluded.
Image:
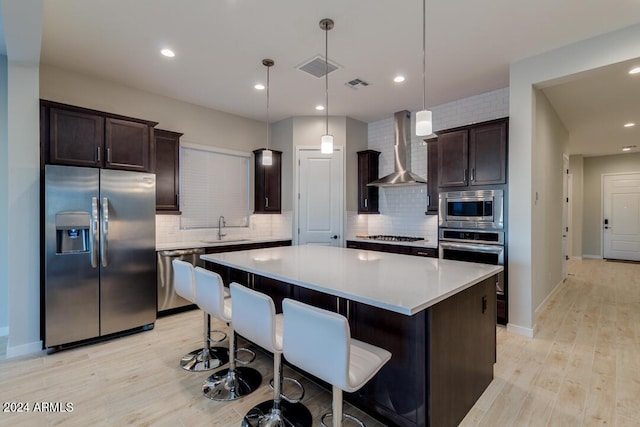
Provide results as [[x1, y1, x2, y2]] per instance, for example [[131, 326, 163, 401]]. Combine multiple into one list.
[[180, 143, 250, 229]]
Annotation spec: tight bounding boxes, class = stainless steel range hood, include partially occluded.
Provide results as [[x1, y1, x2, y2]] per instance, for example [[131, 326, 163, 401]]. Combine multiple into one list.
[[367, 110, 428, 187]]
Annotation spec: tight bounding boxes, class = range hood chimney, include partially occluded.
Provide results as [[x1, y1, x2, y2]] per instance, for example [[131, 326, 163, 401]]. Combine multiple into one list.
[[367, 110, 428, 187]]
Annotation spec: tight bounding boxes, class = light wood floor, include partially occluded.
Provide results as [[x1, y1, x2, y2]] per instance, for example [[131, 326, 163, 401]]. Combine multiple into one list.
[[0, 259, 638, 426]]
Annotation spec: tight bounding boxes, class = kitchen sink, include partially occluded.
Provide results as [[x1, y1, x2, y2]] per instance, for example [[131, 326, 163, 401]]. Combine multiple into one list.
[[200, 238, 250, 245]]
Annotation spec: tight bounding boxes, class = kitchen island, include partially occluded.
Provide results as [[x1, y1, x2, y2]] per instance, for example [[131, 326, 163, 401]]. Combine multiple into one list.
[[202, 245, 503, 427]]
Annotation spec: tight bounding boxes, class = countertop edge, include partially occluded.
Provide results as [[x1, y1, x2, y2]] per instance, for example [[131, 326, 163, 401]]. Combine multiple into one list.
[[157, 237, 292, 251]]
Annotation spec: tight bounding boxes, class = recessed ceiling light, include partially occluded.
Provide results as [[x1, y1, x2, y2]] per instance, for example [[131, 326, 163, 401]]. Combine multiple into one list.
[[160, 48, 175, 58], [393, 75, 405, 83], [624, 122, 635, 128], [254, 84, 265, 90], [629, 67, 640, 75], [315, 105, 325, 111]]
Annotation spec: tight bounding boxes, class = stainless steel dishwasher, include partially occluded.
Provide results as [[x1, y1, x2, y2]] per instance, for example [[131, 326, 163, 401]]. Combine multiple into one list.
[[157, 248, 205, 314]]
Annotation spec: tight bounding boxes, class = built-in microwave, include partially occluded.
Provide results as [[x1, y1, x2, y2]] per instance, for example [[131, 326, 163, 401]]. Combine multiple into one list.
[[439, 189, 503, 229]]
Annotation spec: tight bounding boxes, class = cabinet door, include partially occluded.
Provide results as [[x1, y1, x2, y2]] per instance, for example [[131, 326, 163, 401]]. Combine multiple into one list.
[[155, 129, 182, 213], [438, 129, 468, 187], [105, 118, 150, 171], [469, 120, 507, 186], [254, 149, 282, 213], [357, 150, 380, 214], [49, 108, 104, 167], [426, 140, 439, 213]]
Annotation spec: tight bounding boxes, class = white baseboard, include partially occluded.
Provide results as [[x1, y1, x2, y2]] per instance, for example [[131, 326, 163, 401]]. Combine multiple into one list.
[[535, 278, 565, 316], [571, 256, 583, 261], [0, 326, 8, 337], [6, 340, 43, 359], [582, 254, 603, 259], [506, 323, 535, 338]]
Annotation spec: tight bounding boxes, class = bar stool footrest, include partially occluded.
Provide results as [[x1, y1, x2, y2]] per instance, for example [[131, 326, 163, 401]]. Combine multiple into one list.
[[235, 347, 256, 365], [208, 329, 227, 343], [321, 412, 366, 427], [268, 376, 305, 404]]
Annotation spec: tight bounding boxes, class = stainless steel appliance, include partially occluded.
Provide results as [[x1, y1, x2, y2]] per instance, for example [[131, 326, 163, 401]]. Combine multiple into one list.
[[439, 228, 507, 323], [157, 248, 204, 313], [357, 235, 425, 242], [43, 165, 156, 349], [439, 189, 503, 229]]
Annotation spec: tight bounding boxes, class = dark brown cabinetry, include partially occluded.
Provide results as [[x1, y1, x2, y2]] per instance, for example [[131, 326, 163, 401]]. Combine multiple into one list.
[[154, 129, 182, 213], [253, 149, 282, 214], [41, 100, 157, 172], [357, 150, 380, 214], [437, 118, 508, 188], [426, 140, 439, 214], [346, 240, 437, 258]]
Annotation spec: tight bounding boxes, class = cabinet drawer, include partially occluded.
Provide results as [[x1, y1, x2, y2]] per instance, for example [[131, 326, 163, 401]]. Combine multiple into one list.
[[411, 247, 437, 258]]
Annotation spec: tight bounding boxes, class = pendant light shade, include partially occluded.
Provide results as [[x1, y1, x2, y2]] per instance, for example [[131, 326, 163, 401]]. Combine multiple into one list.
[[416, 109, 433, 136], [320, 18, 334, 154], [416, 0, 434, 137], [262, 58, 274, 166], [321, 134, 334, 154]]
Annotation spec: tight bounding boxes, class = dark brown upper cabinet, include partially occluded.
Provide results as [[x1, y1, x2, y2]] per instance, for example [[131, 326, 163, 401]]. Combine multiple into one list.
[[426, 140, 439, 214], [254, 149, 282, 214], [437, 118, 508, 188], [49, 108, 104, 168], [41, 100, 157, 172], [104, 118, 151, 172], [357, 150, 380, 214], [154, 129, 182, 213]]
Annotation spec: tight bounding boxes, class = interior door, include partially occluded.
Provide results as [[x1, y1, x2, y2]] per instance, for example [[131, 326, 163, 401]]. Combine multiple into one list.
[[603, 173, 640, 261], [298, 148, 343, 246]]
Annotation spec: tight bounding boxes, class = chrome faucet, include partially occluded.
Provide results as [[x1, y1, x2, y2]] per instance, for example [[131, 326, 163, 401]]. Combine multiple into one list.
[[217, 216, 226, 240]]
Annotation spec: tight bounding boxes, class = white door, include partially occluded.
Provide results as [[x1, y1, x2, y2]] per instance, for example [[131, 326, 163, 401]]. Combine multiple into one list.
[[603, 173, 640, 261], [297, 148, 343, 246]]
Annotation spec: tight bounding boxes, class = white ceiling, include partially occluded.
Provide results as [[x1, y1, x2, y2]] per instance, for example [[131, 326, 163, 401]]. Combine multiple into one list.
[[39, 0, 640, 156]]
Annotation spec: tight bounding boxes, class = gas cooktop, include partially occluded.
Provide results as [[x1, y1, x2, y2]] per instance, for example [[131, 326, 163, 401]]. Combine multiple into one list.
[[358, 235, 425, 242]]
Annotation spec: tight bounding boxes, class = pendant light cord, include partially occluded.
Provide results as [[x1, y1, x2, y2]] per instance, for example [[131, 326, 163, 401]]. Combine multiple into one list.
[[422, 0, 426, 111], [266, 63, 270, 150], [325, 23, 329, 135]]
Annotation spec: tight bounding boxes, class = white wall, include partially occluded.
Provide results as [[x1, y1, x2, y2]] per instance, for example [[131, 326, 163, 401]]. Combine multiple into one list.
[[582, 152, 640, 256], [510, 23, 640, 335], [569, 155, 584, 258], [0, 54, 8, 335], [532, 90, 568, 312], [40, 64, 264, 153]]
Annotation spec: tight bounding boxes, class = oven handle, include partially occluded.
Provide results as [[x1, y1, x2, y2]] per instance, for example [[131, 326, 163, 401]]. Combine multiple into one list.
[[439, 241, 504, 254]]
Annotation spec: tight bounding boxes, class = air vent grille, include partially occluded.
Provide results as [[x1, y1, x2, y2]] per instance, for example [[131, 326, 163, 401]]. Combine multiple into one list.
[[345, 78, 369, 89], [297, 56, 339, 78]]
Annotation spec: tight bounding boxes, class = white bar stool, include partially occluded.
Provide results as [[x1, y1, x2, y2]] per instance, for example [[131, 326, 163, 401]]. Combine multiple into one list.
[[172, 260, 229, 372], [282, 298, 392, 427], [230, 283, 312, 427], [197, 269, 262, 401]]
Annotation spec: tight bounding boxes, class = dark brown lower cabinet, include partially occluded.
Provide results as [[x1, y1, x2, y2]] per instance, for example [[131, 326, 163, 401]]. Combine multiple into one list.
[[203, 259, 497, 427]]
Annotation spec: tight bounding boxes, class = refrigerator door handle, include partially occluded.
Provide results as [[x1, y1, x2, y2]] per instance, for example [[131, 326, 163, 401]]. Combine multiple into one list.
[[91, 197, 99, 268], [101, 197, 109, 267]]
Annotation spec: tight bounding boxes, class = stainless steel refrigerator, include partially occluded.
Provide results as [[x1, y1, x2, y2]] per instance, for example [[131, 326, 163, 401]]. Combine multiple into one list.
[[44, 165, 156, 348]]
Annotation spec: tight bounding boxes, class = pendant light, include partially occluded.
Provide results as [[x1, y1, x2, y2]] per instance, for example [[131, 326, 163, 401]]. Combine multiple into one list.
[[416, 0, 433, 137], [262, 58, 274, 166], [320, 18, 334, 154]]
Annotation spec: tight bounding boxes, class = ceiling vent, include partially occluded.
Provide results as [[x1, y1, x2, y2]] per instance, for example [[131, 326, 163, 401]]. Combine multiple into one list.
[[345, 78, 369, 89], [297, 55, 340, 78]]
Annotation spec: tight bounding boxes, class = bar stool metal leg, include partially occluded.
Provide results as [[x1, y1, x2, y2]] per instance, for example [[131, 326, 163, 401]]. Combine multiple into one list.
[[180, 313, 229, 372], [202, 327, 261, 401]]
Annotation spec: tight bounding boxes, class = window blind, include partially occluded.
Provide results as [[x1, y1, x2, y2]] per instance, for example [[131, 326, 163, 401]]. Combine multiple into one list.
[[180, 144, 250, 229]]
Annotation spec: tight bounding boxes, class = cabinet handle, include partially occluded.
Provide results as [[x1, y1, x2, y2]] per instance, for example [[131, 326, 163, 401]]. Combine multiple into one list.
[[265, 197, 269, 208], [364, 198, 368, 208], [96, 146, 101, 162], [107, 148, 112, 163], [416, 251, 430, 256], [482, 295, 488, 314], [464, 169, 468, 183], [427, 195, 430, 206], [471, 168, 475, 182]]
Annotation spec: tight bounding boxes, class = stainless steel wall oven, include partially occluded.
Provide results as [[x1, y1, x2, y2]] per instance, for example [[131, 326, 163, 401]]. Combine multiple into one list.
[[439, 189, 503, 229]]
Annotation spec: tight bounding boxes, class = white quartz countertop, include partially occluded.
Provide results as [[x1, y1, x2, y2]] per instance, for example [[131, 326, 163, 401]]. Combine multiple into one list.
[[201, 245, 502, 316], [156, 237, 292, 251]]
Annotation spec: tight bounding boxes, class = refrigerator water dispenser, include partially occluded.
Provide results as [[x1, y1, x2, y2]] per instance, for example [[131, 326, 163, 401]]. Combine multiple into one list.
[[55, 211, 90, 254]]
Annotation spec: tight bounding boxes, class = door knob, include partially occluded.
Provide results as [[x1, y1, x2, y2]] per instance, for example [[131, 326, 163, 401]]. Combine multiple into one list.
[[330, 235, 339, 240]]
